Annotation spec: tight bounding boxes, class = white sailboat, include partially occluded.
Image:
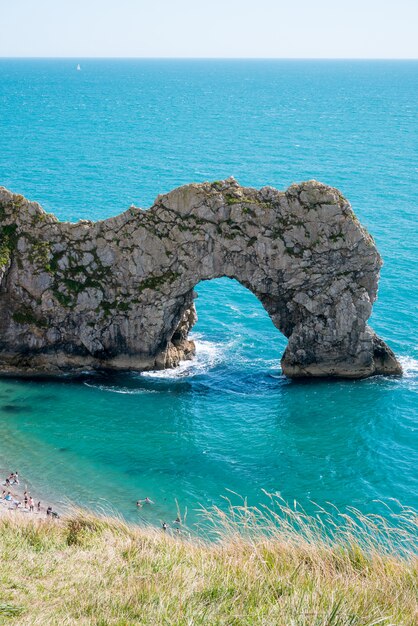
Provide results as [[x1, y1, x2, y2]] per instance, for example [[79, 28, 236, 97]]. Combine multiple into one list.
[[76, 64, 81, 71]]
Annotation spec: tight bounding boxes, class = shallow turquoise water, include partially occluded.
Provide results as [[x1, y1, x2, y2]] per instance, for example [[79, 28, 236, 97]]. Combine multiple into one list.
[[0, 60, 417, 526]]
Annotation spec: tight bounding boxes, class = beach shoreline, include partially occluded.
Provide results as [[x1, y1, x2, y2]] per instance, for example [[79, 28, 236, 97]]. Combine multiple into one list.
[[0, 465, 61, 519]]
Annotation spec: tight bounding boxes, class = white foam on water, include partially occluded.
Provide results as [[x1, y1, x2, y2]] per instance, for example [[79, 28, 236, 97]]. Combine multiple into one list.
[[83, 382, 160, 395], [225, 303, 264, 320], [142, 335, 227, 379], [399, 356, 418, 378]]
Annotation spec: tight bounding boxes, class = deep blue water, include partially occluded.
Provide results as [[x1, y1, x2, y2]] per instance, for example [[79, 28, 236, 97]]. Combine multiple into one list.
[[0, 59, 417, 527]]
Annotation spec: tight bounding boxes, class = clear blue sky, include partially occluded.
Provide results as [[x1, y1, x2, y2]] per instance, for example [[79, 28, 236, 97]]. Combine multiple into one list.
[[1, 0, 417, 58]]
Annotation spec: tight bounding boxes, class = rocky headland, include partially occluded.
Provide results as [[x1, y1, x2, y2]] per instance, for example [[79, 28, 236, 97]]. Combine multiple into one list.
[[0, 179, 401, 379]]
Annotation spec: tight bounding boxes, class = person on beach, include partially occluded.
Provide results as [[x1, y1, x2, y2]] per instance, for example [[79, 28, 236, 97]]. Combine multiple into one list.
[[13, 499, 21, 509], [5, 492, 12, 501], [37, 501, 41, 512], [162, 522, 167, 532], [13, 472, 19, 485], [24, 492, 28, 508], [1, 490, 6, 499], [5, 477, 10, 487], [46, 506, 52, 517], [29, 496, 34, 512]]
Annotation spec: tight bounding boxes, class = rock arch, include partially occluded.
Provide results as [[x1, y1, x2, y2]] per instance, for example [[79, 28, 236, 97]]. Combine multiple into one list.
[[0, 179, 401, 378]]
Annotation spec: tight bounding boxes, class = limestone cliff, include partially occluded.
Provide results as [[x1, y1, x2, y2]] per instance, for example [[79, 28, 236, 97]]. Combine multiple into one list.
[[0, 179, 401, 378]]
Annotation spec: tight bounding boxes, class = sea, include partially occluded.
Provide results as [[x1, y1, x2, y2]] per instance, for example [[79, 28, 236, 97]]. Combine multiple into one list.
[[0, 59, 416, 527]]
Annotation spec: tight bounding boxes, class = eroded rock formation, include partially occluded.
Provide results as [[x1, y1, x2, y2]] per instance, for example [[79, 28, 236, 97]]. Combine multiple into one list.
[[0, 179, 401, 378]]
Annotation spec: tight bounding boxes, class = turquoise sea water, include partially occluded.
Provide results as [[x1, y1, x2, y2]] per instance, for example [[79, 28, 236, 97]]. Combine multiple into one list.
[[0, 60, 417, 527]]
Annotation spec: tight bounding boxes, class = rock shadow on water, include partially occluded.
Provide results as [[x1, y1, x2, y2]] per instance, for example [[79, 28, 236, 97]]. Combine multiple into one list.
[[1, 404, 32, 414], [33, 394, 59, 402]]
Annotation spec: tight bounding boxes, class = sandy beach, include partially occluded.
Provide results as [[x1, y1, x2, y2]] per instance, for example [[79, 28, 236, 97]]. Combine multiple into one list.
[[0, 468, 59, 519]]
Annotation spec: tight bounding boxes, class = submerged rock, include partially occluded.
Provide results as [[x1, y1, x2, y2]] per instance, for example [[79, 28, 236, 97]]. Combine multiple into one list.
[[0, 180, 402, 379]]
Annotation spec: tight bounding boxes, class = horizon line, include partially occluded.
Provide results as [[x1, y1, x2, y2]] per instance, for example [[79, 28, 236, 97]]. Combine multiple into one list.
[[1, 56, 417, 61]]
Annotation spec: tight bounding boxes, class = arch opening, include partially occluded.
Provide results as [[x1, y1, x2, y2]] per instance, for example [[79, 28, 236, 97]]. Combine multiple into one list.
[[191, 277, 286, 367]]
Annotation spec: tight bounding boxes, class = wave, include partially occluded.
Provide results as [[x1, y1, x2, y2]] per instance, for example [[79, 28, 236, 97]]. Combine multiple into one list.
[[84, 343, 417, 391], [83, 382, 160, 395], [141, 335, 228, 379], [81, 334, 280, 394], [399, 356, 418, 378]]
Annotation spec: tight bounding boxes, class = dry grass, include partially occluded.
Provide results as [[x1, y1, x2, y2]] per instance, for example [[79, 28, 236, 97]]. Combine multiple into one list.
[[0, 496, 416, 625]]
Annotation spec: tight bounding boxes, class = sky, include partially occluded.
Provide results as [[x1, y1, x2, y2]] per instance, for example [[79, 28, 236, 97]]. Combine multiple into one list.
[[1, 0, 417, 59]]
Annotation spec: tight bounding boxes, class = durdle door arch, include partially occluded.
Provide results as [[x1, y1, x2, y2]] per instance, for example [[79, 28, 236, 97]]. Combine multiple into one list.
[[0, 178, 401, 379]]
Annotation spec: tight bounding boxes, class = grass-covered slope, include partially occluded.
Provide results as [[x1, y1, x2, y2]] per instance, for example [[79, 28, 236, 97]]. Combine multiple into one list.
[[0, 501, 416, 625]]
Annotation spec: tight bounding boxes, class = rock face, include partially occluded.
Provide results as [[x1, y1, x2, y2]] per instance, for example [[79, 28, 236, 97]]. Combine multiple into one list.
[[0, 179, 401, 378]]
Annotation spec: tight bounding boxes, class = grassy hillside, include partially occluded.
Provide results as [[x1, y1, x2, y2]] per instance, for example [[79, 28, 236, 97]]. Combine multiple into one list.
[[0, 500, 416, 625]]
